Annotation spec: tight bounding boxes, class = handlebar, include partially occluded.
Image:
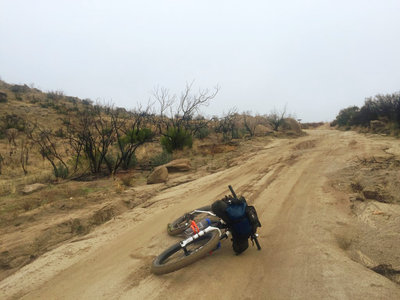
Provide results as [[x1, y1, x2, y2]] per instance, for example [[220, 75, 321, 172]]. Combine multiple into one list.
[[228, 185, 238, 200]]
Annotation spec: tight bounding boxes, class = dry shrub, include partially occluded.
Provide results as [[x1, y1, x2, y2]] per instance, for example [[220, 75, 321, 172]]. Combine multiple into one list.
[[120, 176, 133, 187], [281, 118, 302, 133], [350, 181, 363, 192], [254, 124, 273, 136], [198, 143, 237, 155]]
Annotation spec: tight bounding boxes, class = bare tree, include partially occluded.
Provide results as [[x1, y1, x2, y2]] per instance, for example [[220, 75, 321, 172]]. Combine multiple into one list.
[[110, 105, 154, 174], [6, 128, 18, 147], [26, 123, 68, 178], [242, 112, 259, 137], [216, 108, 240, 141], [19, 138, 30, 175], [64, 119, 84, 173], [152, 86, 174, 135], [268, 105, 287, 131], [153, 82, 219, 151], [66, 105, 115, 175], [0, 154, 3, 175], [63, 103, 154, 176]]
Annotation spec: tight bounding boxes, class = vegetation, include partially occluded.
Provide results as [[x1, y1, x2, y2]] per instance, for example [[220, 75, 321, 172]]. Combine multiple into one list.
[[150, 150, 172, 167], [0, 91, 7, 103], [333, 92, 400, 135], [161, 127, 193, 153], [0, 78, 305, 277], [152, 82, 218, 151], [194, 126, 210, 139], [0, 78, 302, 183]]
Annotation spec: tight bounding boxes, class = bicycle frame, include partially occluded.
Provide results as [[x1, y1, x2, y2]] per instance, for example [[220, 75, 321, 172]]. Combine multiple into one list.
[[179, 209, 230, 248], [180, 226, 225, 248]]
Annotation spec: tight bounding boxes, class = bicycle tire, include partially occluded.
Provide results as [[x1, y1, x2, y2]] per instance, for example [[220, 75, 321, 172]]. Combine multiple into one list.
[[151, 230, 220, 275], [167, 205, 213, 236]]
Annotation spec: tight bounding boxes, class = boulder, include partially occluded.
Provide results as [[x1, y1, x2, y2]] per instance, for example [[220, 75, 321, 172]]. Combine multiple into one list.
[[164, 159, 191, 172], [22, 183, 47, 194], [147, 166, 168, 184]]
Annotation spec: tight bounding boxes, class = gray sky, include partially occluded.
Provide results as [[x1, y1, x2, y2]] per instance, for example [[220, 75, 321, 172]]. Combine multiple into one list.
[[1, 0, 400, 122]]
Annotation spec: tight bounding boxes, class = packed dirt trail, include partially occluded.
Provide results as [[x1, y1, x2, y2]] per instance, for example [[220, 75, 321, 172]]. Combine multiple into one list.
[[1, 128, 400, 299]]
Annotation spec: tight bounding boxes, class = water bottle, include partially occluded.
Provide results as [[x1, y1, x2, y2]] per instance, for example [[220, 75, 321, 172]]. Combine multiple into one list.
[[184, 218, 212, 236]]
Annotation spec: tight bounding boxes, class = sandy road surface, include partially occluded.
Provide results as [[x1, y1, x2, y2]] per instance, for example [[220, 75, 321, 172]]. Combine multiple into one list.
[[1, 129, 400, 299]]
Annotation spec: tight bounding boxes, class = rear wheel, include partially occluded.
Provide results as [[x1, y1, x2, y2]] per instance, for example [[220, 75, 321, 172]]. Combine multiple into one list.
[[167, 205, 213, 236], [151, 230, 220, 275]]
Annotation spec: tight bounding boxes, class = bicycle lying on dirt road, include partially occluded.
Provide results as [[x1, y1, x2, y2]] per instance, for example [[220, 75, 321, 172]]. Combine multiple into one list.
[[151, 185, 261, 275]]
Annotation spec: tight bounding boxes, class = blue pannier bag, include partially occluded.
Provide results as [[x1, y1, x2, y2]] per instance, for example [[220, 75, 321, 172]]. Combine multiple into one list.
[[211, 195, 261, 254], [225, 201, 252, 238]]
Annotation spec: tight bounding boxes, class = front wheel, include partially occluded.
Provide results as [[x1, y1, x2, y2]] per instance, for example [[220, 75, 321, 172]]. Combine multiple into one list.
[[151, 230, 220, 275]]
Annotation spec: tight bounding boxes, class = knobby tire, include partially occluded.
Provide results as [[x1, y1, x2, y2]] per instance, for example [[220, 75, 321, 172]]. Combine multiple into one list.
[[151, 230, 220, 275]]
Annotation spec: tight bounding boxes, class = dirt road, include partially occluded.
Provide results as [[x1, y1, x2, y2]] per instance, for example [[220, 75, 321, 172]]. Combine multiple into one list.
[[1, 128, 400, 299]]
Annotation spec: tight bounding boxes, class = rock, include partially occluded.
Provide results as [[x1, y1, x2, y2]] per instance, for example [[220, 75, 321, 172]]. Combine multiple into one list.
[[147, 166, 168, 184], [22, 183, 47, 194], [164, 159, 191, 172]]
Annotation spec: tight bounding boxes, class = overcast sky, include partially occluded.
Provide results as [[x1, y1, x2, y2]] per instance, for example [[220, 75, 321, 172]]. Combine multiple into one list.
[[1, 0, 400, 122]]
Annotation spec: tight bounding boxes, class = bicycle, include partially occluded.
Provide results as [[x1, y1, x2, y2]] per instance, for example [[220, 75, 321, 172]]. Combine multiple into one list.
[[151, 186, 261, 275]]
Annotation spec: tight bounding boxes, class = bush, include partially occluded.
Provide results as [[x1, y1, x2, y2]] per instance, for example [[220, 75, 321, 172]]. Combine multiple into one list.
[[54, 128, 66, 138], [66, 96, 78, 104], [54, 104, 68, 114], [334, 93, 400, 130], [40, 101, 54, 108], [0, 91, 7, 103], [335, 106, 360, 127], [47, 90, 64, 100], [10, 84, 30, 93], [82, 99, 93, 106], [195, 126, 210, 139], [119, 128, 153, 145], [125, 153, 137, 169], [2, 114, 26, 131], [54, 163, 69, 179], [150, 151, 172, 166], [28, 95, 40, 104], [161, 127, 193, 153]]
